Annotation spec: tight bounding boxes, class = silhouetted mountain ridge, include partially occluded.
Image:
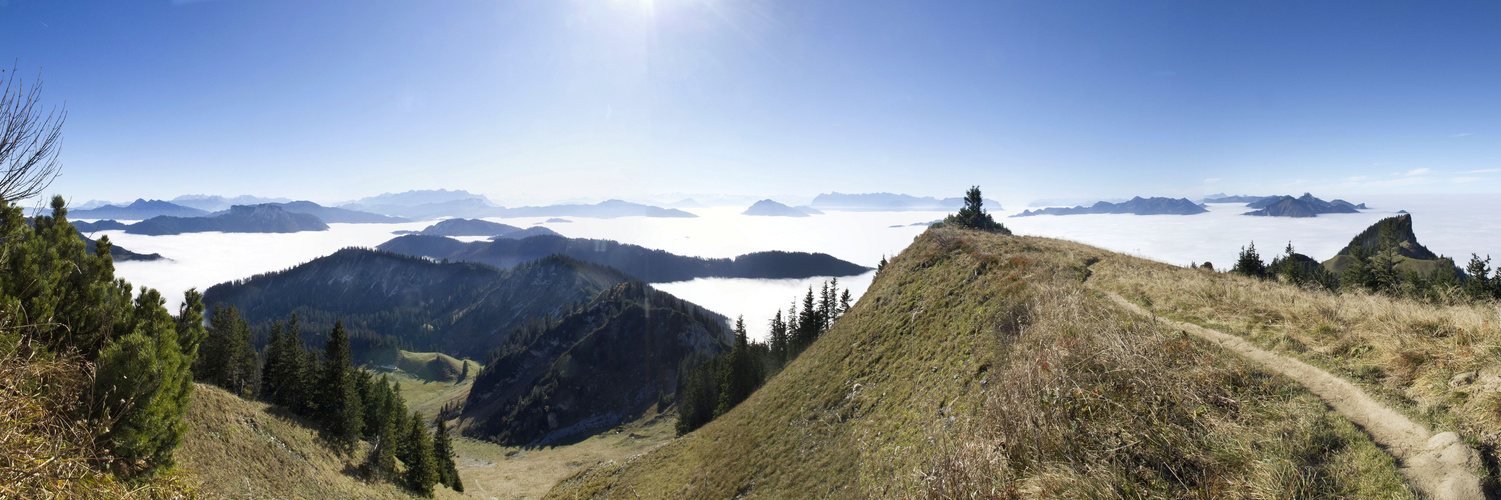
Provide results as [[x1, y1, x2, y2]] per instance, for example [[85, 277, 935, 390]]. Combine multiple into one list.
[[377, 234, 871, 283], [1012, 197, 1207, 216]]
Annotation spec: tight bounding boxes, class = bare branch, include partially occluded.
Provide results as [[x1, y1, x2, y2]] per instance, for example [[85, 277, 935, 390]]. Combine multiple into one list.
[[0, 66, 66, 204]]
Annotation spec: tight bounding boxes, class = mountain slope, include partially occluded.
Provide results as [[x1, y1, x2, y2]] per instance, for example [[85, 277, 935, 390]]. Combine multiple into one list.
[[549, 229, 1409, 498], [202, 248, 635, 358], [394, 218, 523, 236], [460, 283, 730, 446], [1322, 214, 1451, 277], [742, 199, 810, 217], [268, 201, 409, 223], [179, 384, 450, 499], [377, 234, 870, 283], [125, 204, 330, 235], [1244, 193, 1362, 218]]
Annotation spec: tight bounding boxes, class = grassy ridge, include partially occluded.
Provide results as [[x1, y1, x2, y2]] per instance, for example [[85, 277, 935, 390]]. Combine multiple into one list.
[[547, 229, 1411, 498], [177, 384, 437, 499], [1092, 250, 1501, 481]]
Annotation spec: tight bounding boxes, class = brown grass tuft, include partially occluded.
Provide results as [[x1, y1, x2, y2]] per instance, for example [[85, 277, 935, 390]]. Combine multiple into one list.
[[0, 346, 193, 499]]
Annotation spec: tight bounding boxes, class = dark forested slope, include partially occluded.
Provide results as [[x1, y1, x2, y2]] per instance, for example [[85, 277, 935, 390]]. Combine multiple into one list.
[[460, 283, 729, 446], [202, 248, 635, 358], [378, 234, 870, 283]]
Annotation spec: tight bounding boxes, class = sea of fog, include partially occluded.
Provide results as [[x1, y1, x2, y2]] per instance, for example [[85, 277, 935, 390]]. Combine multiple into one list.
[[93, 194, 1500, 341]]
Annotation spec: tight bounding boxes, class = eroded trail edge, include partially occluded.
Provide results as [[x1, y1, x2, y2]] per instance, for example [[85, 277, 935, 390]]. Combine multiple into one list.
[[1103, 291, 1483, 500]]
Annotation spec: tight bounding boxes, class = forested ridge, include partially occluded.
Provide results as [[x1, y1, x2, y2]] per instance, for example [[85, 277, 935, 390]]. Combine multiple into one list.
[[204, 247, 637, 358], [378, 233, 871, 283]]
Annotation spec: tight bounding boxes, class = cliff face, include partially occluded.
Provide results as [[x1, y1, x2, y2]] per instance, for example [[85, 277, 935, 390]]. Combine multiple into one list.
[[1333, 213, 1439, 260]]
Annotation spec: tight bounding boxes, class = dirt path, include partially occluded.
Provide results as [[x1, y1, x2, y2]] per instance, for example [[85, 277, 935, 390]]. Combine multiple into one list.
[[1103, 292, 1483, 500]]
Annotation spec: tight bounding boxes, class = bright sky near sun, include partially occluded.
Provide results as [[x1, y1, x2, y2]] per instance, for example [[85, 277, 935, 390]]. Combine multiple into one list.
[[3, 0, 1499, 206]]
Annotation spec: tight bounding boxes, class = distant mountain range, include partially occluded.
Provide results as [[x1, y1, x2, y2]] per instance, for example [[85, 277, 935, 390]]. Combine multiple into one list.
[[1027, 198, 1128, 207], [378, 234, 871, 283], [742, 199, 821, 217], [172, 195, 293, 212], [1011, 197, 1207, 217], [125, 205, 329, 235], [203, 248, 637, 358], [342, 188, 493, 208], [69, 199, 209, 220], [220, 201, 408, 224], [1243, 193, 1365, 218], [809, 192, 1002, 212], [460, 282, 729, 445], [341, 198, 696, 220]]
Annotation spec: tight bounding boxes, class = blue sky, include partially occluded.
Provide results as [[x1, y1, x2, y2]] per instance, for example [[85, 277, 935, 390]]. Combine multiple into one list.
[[3, 0, 1499, 207]]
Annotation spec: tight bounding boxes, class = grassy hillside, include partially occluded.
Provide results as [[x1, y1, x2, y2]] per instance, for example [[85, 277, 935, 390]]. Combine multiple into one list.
[[1091, 248, 1501, 482], [178, 384, 464, 499], [450, 407, 677, 498], [374, 354, 482, 419], [548, 228, 1410, 498], [363, 348, 482, 384]]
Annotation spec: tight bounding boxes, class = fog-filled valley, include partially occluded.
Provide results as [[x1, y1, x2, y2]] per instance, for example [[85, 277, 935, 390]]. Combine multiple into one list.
[[86, 193, 1501, 342]]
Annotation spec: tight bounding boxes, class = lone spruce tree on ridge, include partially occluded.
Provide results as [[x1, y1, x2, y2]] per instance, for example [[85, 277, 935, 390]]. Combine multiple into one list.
[[943, 186, 1010, 234]]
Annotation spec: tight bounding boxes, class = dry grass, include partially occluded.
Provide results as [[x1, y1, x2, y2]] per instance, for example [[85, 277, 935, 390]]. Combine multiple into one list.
[[176, 383, 452, 500], [450, 406, 676, 499], [0, 347, 194, 499], [1090, 251, 1501, 473], [547, 229, 1411, 498]]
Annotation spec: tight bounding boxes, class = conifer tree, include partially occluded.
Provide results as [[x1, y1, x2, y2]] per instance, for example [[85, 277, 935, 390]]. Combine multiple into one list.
[[403, 410, 439, 496], [1369, 248, 1400, 292], [93, 288, 197, 478], [226, 311, 258, 397], [431, 416, 462, 492], [1232, 242, 1266, 278], [320, 320, 363, 448], [820, 280, 836, 330], [1341, 245, 1374, 292], [361, 419, 398, 481], [943, 186, 1010, 234], [839, 289, 853, 316], [793, 286, 820, 355], [674, 356, 720, 436], [195, 305, 232, 385], [199, 305, 259, 398], [260, 321, 284, 402], [768, 310, 788, 368], [175, 289, 208, 372], [1465, 254, 1493, 300], [715, 317, 759, 417]]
